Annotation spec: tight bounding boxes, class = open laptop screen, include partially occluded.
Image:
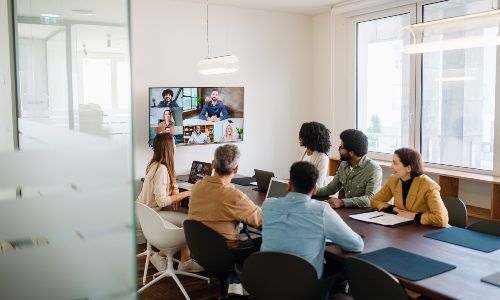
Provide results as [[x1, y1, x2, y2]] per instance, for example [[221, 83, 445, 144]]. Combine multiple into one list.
[[188, 161, 213, 184], [265, 178, 289, 199]]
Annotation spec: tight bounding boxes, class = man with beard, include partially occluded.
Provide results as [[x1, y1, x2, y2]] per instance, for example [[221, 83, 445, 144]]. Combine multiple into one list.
[[199, 89, 229, 121], [315, 129, 382, 208], [158, 89, 179, 108]]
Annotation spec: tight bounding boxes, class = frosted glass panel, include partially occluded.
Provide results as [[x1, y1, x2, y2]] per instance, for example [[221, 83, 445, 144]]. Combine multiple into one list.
[[2, 0, 136, 299]]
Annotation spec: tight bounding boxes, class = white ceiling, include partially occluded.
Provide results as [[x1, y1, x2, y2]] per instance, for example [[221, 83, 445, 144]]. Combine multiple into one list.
[[178, 0, 349, 15], [15, 0, 349, 21]]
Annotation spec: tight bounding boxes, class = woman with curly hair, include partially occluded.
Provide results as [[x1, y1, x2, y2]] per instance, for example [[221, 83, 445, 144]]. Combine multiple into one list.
[[299, 122, 331, 188]]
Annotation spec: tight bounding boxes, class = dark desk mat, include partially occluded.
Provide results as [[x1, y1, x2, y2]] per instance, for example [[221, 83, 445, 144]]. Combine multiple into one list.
[[482, 271, 500, 287], [424, 226, 500, 253], [231, 176, 256, 186], [356, 247, 456, 281]]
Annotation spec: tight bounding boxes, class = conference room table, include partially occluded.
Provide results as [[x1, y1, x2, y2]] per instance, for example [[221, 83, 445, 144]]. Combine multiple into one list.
[[178, 175, 500, 300]]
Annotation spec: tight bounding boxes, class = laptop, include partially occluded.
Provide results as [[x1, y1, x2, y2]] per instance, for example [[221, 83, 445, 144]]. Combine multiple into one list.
[[177, 161, 213, 190], [254, 169, 275, 191], [265, 178, 289, 199]]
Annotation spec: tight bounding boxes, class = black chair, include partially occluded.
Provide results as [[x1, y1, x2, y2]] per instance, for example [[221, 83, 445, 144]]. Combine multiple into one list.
[[442, 197, 468, 228], [346, 256, 411, 300], [467, 220, 500, 236], [237, 251, 334, 300], [183, 220, 257, 298]]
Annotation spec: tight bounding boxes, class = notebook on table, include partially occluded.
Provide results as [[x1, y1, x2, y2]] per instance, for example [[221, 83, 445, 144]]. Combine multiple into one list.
[[349, 211, 414, 227]]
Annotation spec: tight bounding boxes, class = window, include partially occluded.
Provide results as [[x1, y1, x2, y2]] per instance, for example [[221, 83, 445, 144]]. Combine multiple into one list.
[[182, 88, 199, 111], [355, 0, 497, 171], [420, 0, 496, 170], [356, 13, 411, 154]]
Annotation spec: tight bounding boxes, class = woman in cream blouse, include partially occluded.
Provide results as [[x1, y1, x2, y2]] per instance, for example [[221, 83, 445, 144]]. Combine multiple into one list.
[[137, 133, 202, 272], [299, 122, 331, 188], [371, 147, 449, 228]]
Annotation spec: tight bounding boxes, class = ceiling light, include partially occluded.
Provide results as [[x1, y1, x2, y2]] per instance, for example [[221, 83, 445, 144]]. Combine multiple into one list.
[[71, 9, 95, 16], [197, 0, 239, 75], [401, 9, 500, 54]]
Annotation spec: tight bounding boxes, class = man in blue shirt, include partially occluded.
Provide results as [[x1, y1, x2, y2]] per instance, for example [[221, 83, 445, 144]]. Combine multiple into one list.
[[188, 126, 210, 144], [261, 161, 364, 279], [158, 89, 179, 108], [199, 89, 229, 121]]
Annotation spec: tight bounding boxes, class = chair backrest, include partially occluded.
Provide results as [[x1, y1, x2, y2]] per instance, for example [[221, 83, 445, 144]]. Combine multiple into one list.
[[183, 219, 237, 274], [240, 251, 333, 300], [135, 202, 185, 250], [442, 197, 468, 228], [346, 256, 409, 300], [467, 220, 500, 236]]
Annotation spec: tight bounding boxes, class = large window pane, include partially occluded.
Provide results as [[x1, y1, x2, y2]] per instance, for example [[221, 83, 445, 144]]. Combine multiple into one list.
[[357, 13, 411, 153], [421, 0, 496, 170]]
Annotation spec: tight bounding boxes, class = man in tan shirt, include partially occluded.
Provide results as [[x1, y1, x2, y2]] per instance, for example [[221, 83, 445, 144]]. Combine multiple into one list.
[[188, 144, 262, 249]]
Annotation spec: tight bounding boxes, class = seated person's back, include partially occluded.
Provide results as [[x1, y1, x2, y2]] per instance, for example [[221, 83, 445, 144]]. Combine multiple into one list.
[[261, 161, 364, 278], [188, 144, 262, 248]]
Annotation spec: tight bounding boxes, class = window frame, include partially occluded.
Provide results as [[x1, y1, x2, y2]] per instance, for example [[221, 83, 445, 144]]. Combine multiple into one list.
[[351, 0, 500, 175], [350, 4, 417, 161]]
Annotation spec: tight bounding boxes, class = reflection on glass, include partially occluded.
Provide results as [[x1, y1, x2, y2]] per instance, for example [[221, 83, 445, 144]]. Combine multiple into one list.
[[357, 13, 411, 154], [421, 0, 496, 170]]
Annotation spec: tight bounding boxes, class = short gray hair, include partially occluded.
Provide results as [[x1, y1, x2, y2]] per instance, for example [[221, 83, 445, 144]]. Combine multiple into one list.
[[214, 144, 240, 175]]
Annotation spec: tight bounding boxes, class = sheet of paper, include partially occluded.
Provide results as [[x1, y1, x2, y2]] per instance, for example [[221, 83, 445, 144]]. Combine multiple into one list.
[[349, 211, 412, 226], [250, 181, 257, 186]]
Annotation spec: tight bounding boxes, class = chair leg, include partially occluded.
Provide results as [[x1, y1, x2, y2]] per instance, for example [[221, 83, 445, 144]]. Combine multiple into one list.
[[138, 270, 170, 293], [175, 270, 210, 283], [142, 242, 152, 285], [171, 273, 191, 300]]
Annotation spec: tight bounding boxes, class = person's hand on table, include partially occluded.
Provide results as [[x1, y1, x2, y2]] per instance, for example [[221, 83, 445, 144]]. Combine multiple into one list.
[[393, 206, 416, 219], [327, 198, 344, 209]]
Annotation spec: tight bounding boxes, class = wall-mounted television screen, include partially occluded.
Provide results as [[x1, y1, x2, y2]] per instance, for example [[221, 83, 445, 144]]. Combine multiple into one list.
[[149, 87, 244, 146]]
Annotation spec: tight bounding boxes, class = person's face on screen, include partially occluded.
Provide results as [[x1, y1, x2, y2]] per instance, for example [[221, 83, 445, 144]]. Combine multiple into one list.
[[195, 126, 201, 134], [226, 125, 233, 136], [338, 141, 351, 161], [163, 110, 171, 121], [211, 91, 218, 102], [163, 93, 172, 104]]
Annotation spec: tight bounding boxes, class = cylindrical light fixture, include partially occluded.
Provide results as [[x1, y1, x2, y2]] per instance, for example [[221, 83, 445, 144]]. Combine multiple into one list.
[[198, 55, 239, 75], [401, 9, 500, 54]]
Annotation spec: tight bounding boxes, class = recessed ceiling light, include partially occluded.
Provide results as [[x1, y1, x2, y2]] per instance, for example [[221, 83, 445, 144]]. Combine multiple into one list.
[[40, 13, 61, 18], [72, 9, 95, 16]]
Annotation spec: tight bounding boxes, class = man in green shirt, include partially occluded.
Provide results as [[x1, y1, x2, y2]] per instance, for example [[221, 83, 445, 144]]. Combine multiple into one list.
[[315, 129, 382, 208]]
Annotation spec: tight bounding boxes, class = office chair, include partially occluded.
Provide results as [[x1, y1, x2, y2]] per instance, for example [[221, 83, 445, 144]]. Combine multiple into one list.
[[467, 220, 500, 236], [442, 197, 468, 228], [346, 256, 412, 300], [237, 251, 334, 300], [183, 220, 257, 298], [136, 203, 209, 299]]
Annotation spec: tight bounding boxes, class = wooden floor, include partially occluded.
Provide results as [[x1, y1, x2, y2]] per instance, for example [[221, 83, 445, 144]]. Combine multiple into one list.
[[136, 243, 352, 300]]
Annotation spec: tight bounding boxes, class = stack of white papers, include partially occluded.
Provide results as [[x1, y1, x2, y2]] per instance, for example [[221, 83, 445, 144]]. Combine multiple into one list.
[[349, 211, 413, 226]]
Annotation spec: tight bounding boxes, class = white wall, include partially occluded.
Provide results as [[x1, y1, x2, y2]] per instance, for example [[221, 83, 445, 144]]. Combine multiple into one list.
[[0, 0, 15, 152], [312, 12, 333, 154], [131, 0, 313, 179]]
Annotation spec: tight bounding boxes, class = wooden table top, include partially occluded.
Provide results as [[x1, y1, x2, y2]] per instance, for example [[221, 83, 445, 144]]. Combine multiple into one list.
[[178, 174, 500, 299]]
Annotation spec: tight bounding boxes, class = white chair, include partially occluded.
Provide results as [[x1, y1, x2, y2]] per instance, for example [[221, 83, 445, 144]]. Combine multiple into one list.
[[136, 202, 210, 299]]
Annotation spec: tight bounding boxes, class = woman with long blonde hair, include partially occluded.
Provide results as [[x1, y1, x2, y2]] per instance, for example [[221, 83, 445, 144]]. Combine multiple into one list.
[[137, 133, 202, 272]]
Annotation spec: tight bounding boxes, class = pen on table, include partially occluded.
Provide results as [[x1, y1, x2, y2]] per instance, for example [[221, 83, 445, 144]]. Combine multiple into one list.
[[369, 214, 385, 219]]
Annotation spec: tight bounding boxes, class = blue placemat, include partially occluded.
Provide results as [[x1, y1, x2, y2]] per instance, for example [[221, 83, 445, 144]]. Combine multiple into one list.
[[231, 176, 256, 186], [356, 247, 456, 281], [424, 226, 500, 253]]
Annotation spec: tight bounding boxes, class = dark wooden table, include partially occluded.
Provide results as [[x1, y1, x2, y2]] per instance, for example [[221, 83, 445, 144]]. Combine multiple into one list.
[[179, 174, 500, 300]]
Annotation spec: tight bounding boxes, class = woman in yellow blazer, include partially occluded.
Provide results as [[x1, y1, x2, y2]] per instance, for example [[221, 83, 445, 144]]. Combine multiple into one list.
[[371, 148, 448, 228]]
